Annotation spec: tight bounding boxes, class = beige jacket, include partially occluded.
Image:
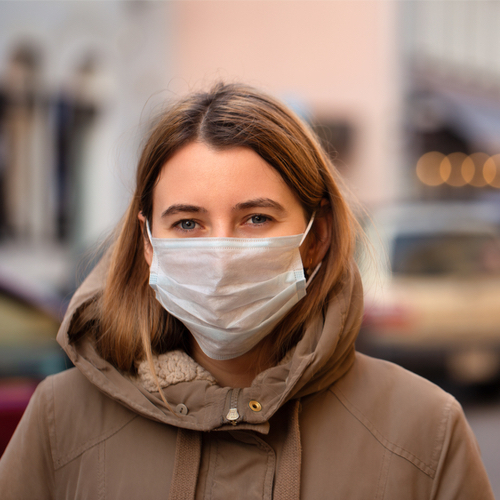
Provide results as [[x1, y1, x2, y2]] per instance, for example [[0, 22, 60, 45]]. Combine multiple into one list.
[[0, 257, 494, 499]]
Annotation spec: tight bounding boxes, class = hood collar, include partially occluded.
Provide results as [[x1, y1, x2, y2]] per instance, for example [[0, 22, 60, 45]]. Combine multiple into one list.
[[57, 249, 364, 431]]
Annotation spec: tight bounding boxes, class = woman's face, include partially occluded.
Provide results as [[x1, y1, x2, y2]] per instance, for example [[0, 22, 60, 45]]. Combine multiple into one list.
[[146, 141, 308, 242]]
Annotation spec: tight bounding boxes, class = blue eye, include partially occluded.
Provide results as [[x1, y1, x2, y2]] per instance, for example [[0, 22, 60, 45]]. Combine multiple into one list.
[[179, 220, 196, 230], [249, 215, 269, 224]]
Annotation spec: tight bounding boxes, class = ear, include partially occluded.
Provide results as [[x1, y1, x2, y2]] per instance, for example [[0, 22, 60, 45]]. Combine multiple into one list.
[[138, 212, 153, 266], [302, 199, 332, 272]]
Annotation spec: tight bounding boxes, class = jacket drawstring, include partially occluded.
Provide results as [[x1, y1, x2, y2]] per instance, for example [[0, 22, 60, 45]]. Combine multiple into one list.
[[167, 401, 302, 500], [274, 399, 302, 500], [168, 428, 202, 500]]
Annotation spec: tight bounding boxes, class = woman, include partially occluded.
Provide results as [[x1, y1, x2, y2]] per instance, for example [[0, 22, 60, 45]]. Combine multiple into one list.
[[0, 83, 493, 499]]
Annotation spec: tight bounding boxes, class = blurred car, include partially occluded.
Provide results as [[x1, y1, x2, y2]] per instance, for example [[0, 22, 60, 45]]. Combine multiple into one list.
[[357, 202, 500, 385], [0, 272, 69, 456]]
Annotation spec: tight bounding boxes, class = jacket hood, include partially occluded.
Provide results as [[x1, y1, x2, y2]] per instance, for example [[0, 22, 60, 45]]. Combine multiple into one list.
[[57, 250, 364, 433]]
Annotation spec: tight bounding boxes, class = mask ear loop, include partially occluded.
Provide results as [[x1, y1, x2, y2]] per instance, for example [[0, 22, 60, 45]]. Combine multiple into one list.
[[299, 212, 322, 288], [145, 218, 153, 245], [306, 262, 322, 287], [299, 211, 316, 246]]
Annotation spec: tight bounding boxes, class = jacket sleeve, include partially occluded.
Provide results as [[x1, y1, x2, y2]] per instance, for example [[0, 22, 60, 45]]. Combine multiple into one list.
[[0, 378, 55, 499], [431, 397, 494, 499]]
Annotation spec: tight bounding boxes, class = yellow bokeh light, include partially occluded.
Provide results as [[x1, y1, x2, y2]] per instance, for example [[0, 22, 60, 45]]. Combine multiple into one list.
[[439, 156, 451, 183], [416, 151, 445, 186], [444, 152, 468, 187], [484, 154, 500, 188], [463, 152, 489, 187], [461, 157, 475, 183], [416, 151, 500, 188]]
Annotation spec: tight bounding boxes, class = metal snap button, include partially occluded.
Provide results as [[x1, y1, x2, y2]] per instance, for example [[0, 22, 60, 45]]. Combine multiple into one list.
[[249, 400, 262, 412], [176, 403, 188, 415]]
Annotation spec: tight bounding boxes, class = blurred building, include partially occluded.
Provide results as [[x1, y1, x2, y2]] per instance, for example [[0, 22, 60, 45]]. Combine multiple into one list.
[[0, 0, 172, 293], [2, 0, 500, 296], [403, 1, 500, 204]]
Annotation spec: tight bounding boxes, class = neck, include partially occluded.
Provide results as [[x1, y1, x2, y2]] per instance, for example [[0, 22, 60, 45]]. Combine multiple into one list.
[[190, 337, 270, 388]]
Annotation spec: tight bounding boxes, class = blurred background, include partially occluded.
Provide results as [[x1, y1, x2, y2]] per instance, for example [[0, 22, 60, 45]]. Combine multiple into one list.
[[0, 0, 499, 491]]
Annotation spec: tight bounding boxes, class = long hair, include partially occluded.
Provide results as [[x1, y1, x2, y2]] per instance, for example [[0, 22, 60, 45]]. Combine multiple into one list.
[[69, 82, 358, 372]]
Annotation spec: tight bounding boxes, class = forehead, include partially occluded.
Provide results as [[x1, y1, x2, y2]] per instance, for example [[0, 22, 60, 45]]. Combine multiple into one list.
[[153, 142, 303, 212]]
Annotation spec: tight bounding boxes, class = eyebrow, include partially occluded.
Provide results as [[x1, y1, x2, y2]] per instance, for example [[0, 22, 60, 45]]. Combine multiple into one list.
[[233, 198, 287, 214], [160, 198, 287, 218], [160, 204, 208, 218]]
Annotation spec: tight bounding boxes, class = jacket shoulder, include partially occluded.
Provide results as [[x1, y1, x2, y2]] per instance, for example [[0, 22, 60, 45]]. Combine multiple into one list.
[[46, 368, 138, 468], [331, 353, 459, 478]]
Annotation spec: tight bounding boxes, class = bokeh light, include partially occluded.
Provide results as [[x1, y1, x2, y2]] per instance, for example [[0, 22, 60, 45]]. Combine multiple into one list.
[[444, 152, 468, 187], [439, 155, 452, 184], [416, 151, 500, 188], [416, 151, 446, 186], [484, 154, 500, 188], [462, 152, 489, 187]]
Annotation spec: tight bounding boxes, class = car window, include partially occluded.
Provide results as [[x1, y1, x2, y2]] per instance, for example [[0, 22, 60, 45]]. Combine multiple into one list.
[[391, 234, 500, 276]]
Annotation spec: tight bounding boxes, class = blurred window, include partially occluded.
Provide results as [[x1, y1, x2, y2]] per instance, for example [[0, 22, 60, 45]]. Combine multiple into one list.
[[311, 120, 353, 173], [0, 291, 64, 378], [0, 294, 59, 341], [392, 234, 500, 276]]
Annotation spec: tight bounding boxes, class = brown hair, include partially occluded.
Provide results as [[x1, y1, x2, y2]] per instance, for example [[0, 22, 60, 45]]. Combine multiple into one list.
[[70, 82, 358, 373]]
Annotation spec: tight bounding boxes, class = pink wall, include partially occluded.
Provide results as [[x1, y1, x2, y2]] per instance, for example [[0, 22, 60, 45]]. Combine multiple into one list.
[[170, 0, 402, 206]]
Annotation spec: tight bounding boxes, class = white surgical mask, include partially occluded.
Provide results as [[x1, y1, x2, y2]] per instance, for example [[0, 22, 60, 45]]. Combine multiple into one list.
[[146, 216, 320, 360]]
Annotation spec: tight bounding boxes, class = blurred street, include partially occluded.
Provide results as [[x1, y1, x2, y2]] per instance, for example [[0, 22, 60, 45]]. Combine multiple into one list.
[[463, 393, 500, 499]]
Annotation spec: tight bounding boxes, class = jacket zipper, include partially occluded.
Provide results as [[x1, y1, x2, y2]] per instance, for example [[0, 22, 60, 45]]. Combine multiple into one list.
[[225, 388, 240, 425]]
